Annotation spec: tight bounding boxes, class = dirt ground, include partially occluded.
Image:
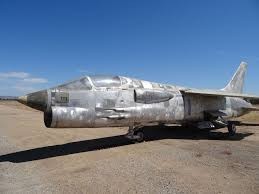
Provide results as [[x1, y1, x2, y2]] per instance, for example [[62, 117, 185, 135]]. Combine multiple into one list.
[[0, 101, 259, 194]]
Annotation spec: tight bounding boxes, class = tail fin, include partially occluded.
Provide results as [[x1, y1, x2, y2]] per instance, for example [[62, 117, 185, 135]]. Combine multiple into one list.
[[222, 62, 247, 93]]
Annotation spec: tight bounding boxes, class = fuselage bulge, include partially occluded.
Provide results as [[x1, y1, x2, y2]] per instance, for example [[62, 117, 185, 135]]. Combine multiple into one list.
[[18, 75, 253, 128]]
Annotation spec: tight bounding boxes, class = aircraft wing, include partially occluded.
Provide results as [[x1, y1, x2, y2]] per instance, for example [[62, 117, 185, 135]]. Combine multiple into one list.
[[180, 88, 259, 100], [242, 107, 259, 111]]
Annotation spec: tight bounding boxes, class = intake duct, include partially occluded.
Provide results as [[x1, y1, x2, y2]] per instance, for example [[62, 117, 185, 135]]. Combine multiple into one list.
[[44, 106, 95, 128]]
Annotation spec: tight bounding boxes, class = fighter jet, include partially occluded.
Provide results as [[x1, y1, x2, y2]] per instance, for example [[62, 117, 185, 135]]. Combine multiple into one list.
[[17, 62, 259, 142]]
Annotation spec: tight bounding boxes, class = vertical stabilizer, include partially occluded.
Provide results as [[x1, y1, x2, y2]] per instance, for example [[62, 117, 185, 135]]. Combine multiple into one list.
[[222, 62, 247, 93]]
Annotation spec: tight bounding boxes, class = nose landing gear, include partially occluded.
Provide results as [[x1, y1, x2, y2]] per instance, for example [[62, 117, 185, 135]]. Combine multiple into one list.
[[125, 126, 144, 143]]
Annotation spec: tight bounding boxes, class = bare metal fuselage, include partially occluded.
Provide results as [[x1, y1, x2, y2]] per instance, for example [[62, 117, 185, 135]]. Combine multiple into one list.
[[40, 76, 251, 128]]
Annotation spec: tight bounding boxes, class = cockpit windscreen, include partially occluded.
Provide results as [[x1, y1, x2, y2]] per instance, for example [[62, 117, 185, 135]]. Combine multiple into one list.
[[90, 75, 121, 88]]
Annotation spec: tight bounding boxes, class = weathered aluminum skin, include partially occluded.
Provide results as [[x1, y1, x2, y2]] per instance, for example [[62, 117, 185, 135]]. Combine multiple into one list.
[[41, 75, 253, 128], [223, 62, 247, 93], [18, 62, 258, 128], [43, 76, 186, 128]]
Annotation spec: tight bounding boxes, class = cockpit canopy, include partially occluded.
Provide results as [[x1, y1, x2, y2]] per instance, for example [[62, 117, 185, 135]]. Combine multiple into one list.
[[89, 75, 121, 88], [56, 77, 92, 90], [56, 75, 123, 90], [52, 75, 177, 92]]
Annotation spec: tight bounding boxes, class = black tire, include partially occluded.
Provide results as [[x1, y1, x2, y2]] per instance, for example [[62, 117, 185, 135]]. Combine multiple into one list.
[[134, 130, 144, 143], [228, 122, 237, 136]]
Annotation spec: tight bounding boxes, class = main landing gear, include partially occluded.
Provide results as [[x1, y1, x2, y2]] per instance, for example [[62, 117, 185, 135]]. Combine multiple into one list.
[[125, 126, 144, 143], [213, 116, 237, 136], [227, 122, 237, 136]]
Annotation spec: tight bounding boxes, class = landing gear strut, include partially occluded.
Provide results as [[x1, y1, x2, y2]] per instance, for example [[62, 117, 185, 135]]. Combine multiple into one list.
[[227, 122, 237, 136], [125, 126, 144, 143], [212, 116, 237, 136]]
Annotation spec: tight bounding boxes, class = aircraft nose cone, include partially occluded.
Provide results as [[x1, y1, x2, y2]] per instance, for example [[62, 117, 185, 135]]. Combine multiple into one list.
[[17, 90, 48, 111], [17, 95, 28, 105]]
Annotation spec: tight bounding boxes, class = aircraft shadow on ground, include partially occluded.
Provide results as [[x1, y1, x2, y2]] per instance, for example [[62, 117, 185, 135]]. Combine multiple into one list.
[[0, 126, 253, 163]]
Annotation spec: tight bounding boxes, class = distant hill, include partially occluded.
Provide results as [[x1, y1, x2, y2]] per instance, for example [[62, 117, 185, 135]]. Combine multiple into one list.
[[0, 96, 17, 100]]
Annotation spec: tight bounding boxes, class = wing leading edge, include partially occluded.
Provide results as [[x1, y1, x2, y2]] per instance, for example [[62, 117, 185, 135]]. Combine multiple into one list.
[[180, 88, 259, 100], [242, 107, 259, 111]]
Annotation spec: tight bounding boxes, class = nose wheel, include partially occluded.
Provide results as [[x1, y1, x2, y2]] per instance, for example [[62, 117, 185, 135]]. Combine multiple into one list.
[[125, 126, 144, 143], [134, 130, 144, 143]]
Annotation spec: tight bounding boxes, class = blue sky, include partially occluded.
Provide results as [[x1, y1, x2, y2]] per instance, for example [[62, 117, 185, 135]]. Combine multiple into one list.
[[0, 0, 259, 96]]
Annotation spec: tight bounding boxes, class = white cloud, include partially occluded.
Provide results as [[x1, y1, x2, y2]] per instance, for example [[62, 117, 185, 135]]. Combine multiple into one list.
[[0, 71, 48, 84], [23, 78, 48, 84], [0, 71, 49, 95], [0, 72, 30, 79]]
